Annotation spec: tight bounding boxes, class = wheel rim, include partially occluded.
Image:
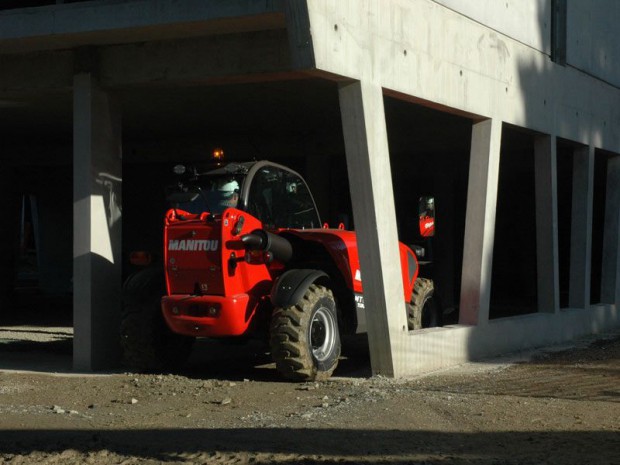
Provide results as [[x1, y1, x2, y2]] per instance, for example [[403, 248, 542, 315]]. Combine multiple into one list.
[[310, 306, 336, 362]]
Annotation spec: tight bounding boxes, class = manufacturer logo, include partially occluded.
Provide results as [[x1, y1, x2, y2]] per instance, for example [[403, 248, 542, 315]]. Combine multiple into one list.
[[168, 239, 219, 252]]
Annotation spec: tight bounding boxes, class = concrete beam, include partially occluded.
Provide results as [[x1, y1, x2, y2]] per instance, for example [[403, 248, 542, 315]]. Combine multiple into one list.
[[601, 155, 620, 305], [534, 135, 560, 313], [73, 73, 122, 371], [568, 145, 594, 309], [459, 118, 502, 326], [338, 80, 407, 377], [100, 30, 294, 87], [0, 51, 74, 92], [0, 31, 296, 93], [0, 0, 285, 53]]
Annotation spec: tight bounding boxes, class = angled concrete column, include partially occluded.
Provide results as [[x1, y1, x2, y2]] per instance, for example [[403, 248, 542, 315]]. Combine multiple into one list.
[[534, 135, 560, 313], [73, 73, 122, 371], [459, 118, 502, 325], [338, 80, 407, 377], [569, 145, 594, 309], [601, 155, 620, 305]]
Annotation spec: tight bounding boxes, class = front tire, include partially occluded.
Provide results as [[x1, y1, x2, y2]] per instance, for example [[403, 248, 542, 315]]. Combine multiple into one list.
[[407, 278, 441, 330], [270, 284, 341, 381]]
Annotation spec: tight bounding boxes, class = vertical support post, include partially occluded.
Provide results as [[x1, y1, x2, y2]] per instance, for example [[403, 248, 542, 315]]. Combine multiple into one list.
[[0, 170, 19, 320], [459, 118, 502, 325], [601, 155, 620, 305], [569, 145, 594, 309], [73, 73, 122, 371], [534, 135, 560, 313], [338, 80, 406, 377]]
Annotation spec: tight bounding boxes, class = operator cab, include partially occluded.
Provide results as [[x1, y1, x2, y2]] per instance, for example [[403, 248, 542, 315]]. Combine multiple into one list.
[[167, 159, 321, 230]]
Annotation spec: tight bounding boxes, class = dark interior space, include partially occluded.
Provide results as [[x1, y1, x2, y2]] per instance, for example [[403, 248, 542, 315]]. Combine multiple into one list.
[[590, 149, 615, 305], [556, 140, 574, 309], [490, 125, 538, 318], [384, 96, 472, 316]]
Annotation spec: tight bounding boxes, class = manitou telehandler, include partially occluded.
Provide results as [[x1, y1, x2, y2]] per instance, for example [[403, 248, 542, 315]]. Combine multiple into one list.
[[121, 157, 440, 380]]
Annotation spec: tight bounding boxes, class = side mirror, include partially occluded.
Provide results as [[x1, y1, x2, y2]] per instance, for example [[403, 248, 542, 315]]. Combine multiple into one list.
[[418, 196, 435, 237]]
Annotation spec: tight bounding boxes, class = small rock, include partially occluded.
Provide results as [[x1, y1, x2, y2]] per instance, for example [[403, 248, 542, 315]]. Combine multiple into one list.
[[52, 405, 65, 414], [220, 397, 232, 405], [130, 398, 139, 405], [322, 395, 329, 400], [69, 410, 79, 415], [229, 382, 237, 387], [87, 404, 96, 409], [321, 402, 329, 408]]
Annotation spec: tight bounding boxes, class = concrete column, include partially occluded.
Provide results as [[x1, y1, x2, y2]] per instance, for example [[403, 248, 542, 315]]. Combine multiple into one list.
[[73, 73, 122, 371], [569, 145, 594, 309], [0, 169, 19, 321], [459, 118, 502, 326], [601, 155, 620, 305], [534, 135, 560, 313], [338, 80, 407, 377]]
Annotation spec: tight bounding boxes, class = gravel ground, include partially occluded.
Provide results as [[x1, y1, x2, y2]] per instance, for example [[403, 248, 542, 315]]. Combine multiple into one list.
[[0, 326, 619, 464]]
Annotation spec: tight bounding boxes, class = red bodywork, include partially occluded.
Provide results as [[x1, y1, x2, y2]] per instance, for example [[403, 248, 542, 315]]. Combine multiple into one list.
[[162, 207, 419, 338]]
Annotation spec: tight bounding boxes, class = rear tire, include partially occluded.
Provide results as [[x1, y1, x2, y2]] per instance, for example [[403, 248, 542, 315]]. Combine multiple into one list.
[[270, 284, 341, 381], [120, 269, 194, 372], [407, 278, 441, 330]]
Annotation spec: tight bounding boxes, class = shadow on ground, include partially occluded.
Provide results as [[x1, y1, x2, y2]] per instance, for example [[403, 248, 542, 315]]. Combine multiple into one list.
[[0, 428, 617, 464]]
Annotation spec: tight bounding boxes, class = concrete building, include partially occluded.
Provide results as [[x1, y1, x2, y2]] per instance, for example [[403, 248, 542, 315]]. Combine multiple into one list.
[[0, 0, 618, 376]]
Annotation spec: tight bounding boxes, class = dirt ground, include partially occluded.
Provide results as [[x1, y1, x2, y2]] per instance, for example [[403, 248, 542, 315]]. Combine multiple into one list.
[[0, 325, 619, 465]]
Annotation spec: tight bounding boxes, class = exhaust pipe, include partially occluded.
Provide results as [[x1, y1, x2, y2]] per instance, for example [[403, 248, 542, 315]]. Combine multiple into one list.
[[241, 229, 293, 263]]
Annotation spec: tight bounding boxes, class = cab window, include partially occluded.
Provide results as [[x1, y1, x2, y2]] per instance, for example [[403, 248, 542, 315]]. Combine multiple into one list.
[[247, 166, 319, 229]]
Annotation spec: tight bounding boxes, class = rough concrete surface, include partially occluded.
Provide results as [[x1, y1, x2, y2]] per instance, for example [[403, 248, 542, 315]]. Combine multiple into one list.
[[0, 325, 619, 465]]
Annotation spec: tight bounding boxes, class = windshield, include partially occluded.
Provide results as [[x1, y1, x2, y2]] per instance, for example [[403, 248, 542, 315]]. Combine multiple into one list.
[[166, 174, 244, 216]]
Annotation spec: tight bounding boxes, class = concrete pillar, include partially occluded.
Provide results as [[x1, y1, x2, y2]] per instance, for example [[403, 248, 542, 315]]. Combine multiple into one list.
[[73, 73, 122, 371], [534, 135, 560, 313], [601, 155, 620, 305], [569, 145, 594, 309], [0, 169, 19, 321], [338, 80, 407, 377], [459, 118, 502, 326]]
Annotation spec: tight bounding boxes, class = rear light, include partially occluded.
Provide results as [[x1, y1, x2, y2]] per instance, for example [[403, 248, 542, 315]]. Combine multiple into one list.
[[129, 251, 152, 266]]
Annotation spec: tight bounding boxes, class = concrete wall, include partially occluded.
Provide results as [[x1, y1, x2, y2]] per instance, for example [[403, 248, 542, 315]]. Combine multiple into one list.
[[567, 1, 620, 88], [433, 0, 550, 54], [307, 0, 619, 152]]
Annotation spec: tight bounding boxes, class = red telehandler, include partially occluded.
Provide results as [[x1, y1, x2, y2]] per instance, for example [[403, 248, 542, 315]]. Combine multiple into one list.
[[121, 158, 440, 380]]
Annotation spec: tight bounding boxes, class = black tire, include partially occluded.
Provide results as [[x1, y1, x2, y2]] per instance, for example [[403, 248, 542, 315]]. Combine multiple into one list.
[[270, 284, 341, 381], [407, 278, 441, 330], [120, 268, 194, 372]]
